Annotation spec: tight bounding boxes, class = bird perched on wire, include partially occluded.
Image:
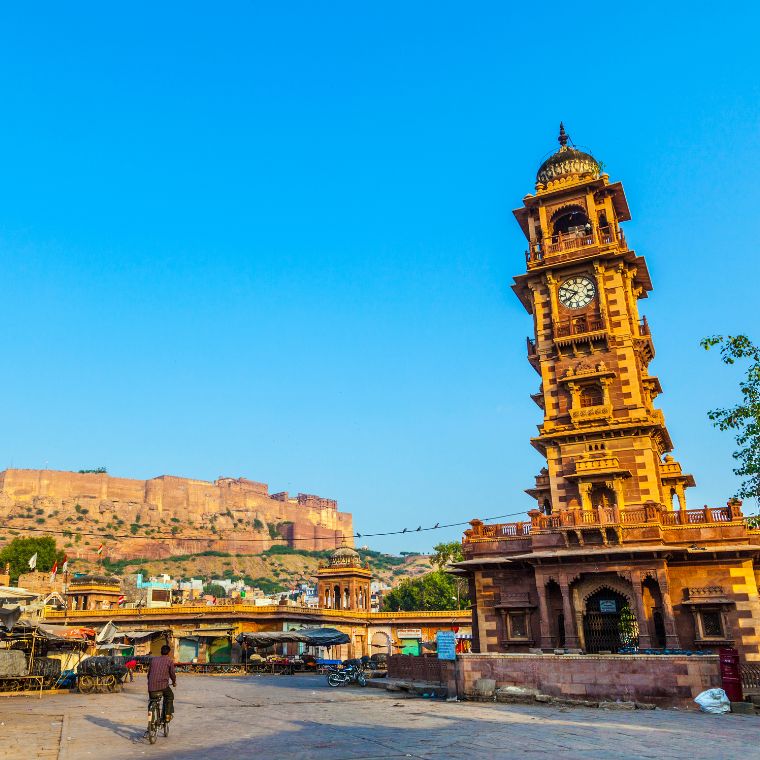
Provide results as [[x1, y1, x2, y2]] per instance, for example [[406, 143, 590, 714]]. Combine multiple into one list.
[[433, 523, 440, 529], [416, 526, 421, 531]]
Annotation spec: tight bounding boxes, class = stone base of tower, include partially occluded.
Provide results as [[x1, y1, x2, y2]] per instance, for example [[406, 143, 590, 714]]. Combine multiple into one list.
[[456, 501, 760, 661]]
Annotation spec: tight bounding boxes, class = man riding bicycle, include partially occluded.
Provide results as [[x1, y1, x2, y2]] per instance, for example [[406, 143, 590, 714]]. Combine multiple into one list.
[[147, 644, 176, 722]]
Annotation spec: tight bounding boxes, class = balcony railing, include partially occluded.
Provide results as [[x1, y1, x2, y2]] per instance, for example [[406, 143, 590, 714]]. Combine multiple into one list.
[[43, 604, 472, 621], [463, 502, 745, 543], [525, 225, 626, 268], [554, 315, 606, 339]]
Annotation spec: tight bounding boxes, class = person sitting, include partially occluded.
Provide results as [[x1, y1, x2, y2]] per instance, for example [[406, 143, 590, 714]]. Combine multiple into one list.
[[147, 645, 176, 722]]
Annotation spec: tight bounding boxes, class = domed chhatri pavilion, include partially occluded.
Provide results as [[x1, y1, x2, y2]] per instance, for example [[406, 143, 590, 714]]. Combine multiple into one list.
[[456, 125, 760, 661], [317, 545, 371, 611]]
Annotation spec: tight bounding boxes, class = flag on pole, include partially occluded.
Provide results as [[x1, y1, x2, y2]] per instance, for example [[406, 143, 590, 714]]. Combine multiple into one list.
[[117, 595, 125, 606], [97, 544, 104, 555], [62, 556, 68, 573], [50, 561, 58, 583], [28, 553, 37, 570]]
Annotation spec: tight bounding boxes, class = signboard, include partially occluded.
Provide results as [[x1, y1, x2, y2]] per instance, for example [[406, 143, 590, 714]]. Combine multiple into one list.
[[436, 630, 456, 661], [599, 599, 617, 613], [396, 629, 422, 639]]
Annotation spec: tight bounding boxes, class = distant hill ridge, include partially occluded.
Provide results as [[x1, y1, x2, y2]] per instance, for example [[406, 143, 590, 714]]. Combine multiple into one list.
[[0, 468, 353, 561]]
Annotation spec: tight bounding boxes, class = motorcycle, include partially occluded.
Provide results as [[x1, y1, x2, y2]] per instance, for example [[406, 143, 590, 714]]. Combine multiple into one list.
[[326, 663, 367, 687]]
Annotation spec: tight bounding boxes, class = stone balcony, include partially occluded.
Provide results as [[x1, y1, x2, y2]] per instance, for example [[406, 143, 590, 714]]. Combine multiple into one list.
[[525, 224, 627, 270], [462, 500, 755, 554], [569, 404, 612, 425]]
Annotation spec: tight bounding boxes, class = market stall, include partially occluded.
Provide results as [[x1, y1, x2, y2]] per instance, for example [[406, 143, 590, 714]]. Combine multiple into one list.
[[237, 627, 350, 674], [0, 609, 93, 695]]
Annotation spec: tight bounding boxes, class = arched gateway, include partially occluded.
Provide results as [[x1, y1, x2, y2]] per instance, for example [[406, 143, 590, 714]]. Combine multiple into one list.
[[582, 588, 639, 653]]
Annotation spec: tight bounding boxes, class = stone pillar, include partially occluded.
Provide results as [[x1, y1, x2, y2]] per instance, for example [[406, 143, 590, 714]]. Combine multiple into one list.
[[612, 478, 626, 511], [473, 571, 490, 653], [534, 575, 553, 650], [600, 376, 612, 407], [558, 576, 579, 648], [675, 484, 687, 512], [656, 568, 681, 648], [629, 570, 652, 649], [578, 482, 592, 511]]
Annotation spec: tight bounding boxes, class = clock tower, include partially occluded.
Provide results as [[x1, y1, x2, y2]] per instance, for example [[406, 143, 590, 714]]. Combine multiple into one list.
[[512, 124, 695, 517]]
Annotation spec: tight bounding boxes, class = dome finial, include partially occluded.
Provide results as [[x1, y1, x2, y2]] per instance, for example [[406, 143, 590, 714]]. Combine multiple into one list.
[[558, 122, 568, 148]]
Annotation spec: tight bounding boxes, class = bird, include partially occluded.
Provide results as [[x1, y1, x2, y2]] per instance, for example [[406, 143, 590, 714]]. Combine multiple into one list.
[[402, 528, 408, 533], [433, 523, 440, 529], [416, 526, 422, 531], [356, 532, 362, 538]]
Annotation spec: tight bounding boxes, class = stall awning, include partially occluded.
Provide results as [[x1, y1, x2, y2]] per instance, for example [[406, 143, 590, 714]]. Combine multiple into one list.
[[0, 605, 21, 632], [237, 627, 350, 648], [188, 628, 235, 637], [96, 622, 169, 644], [38, 623, 96, 640], [112, 629, 166, 641]]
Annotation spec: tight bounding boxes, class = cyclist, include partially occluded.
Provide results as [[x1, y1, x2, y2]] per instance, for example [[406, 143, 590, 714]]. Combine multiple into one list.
[[147, 645, 177, 722]]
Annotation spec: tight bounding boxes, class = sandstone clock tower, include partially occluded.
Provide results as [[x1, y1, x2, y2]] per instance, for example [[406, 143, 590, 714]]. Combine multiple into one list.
[[512, 124, 694, 517]]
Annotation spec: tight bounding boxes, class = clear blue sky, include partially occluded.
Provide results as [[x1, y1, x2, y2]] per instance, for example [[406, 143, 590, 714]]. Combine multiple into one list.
[[0, 4, 758, 553]]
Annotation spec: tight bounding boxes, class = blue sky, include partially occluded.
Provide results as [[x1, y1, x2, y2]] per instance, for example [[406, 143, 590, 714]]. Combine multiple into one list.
[[0, 4, 758, 553]]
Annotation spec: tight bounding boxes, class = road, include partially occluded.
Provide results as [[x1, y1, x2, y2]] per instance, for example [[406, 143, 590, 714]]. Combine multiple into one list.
[[0, 673, 758, 759]]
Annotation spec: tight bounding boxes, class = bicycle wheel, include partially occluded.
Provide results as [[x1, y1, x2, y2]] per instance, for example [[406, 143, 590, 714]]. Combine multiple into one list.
[[147, 704, 159, 744], [78, 675, 94, 694], [327, 673, 343, 687], [104, 674, 117, 692]]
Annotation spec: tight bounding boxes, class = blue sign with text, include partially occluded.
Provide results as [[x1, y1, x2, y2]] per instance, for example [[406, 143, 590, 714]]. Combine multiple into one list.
[[436, 630, 457, 661]]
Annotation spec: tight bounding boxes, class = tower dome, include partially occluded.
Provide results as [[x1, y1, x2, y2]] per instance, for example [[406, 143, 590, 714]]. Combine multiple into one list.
[[328, 544, 362, 568], [536, 123, 600, 187]]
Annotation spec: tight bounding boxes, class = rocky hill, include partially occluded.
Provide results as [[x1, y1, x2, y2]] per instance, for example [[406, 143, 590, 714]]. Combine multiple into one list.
[[0, 468, 354, 562]]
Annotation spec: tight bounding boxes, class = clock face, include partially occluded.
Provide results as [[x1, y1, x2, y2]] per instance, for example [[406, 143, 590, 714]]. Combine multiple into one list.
[[558, 275, 596, 309]]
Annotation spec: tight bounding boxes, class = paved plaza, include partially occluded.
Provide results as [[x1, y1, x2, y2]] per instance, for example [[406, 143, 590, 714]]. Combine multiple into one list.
[[0, 674, 758, 759]]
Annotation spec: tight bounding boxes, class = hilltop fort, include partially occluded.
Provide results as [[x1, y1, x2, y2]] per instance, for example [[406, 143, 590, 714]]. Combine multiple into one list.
[[0, 468, 353, 560]]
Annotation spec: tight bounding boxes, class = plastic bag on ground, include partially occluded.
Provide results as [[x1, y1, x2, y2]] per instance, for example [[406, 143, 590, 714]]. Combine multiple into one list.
[[694, 688, 730, 714]]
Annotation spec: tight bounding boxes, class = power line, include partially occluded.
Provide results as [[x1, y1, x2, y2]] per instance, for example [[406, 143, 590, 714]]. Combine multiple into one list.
[[0, 511, 528, 545]]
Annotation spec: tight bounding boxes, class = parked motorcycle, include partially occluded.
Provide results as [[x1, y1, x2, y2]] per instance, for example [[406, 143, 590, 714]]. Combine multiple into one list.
[[326, 663, 367, 687]]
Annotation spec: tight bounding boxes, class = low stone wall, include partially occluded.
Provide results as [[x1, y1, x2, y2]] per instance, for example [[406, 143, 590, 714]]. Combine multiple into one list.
[[388, 654, 456, 684], [458, 653, 720, 706]]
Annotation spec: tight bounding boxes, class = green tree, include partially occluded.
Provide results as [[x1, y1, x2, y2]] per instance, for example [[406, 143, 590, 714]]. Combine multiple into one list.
[[0, 536, 65, 583], [430, 541, 467, 610], [381, 570, 468, 612], [204, 583, 227, 598], [701, 335, 760, 500], [431, 541, 464, 569]]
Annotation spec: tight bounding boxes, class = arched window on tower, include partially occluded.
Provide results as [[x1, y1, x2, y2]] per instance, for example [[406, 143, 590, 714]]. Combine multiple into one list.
[[579, 384, 604, 408], [552, 207, 590, 236]]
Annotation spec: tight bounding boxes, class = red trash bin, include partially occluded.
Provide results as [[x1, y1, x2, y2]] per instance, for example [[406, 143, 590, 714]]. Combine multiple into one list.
[[719, 647, 743, 703]]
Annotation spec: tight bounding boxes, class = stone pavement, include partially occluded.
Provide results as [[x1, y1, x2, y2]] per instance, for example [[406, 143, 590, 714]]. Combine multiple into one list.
[[0, 673, 758, 760]]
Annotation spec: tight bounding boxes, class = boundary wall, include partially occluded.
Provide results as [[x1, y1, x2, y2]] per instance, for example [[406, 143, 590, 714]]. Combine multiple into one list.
[[390, 653, 720, 706]]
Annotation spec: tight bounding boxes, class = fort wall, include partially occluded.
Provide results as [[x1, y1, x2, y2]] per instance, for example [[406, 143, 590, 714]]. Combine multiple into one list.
[[0, 469, 353, 558]]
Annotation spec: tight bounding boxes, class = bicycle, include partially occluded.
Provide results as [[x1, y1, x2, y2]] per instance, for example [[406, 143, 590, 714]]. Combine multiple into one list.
[[146, 693, 170, 744]]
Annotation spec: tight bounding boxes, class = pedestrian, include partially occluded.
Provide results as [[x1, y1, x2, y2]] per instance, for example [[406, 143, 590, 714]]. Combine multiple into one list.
[[125, 657, 137, 682]]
